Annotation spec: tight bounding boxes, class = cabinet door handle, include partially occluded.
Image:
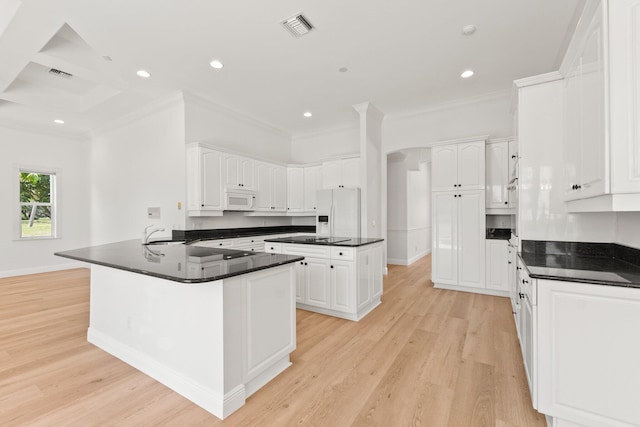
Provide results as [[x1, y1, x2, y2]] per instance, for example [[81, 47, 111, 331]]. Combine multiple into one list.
[[330, 265, 334, 269], [508, 261, 512, 264], [339, 252, 343, 256], [519, 292, 525, 299], [270, 247, 274, 250], [504, 201, 508, 205], [305, 262, 308, 266]]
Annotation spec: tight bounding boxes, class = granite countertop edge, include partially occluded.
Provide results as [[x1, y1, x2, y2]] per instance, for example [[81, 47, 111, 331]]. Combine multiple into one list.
[[263, 237, 384, 247], [55, 245, 304, 284], [518, 241, 640, 288]]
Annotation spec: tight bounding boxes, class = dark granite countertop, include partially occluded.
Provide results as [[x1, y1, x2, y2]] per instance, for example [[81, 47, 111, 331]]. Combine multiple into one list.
[[520, 240, 640, 288], [173, 225, 315, 243], [486, 228, 512, 240], [264, 236, 384, 247], [55, 240, 303, 283]]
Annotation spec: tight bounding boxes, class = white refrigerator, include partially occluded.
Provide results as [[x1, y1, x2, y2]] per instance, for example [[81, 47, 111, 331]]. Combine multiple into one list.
[[316, 188, 361, 238]]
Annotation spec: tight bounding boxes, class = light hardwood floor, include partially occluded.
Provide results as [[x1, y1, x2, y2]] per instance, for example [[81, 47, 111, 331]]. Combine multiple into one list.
[[0, 256, 546, 426]]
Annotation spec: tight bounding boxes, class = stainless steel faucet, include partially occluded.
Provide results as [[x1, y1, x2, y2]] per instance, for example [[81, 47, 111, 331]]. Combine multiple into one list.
[[142, 225, 165, 244]]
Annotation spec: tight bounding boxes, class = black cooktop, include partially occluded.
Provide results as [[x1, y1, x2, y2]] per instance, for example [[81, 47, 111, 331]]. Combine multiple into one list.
[[284, 236, 352, 244]]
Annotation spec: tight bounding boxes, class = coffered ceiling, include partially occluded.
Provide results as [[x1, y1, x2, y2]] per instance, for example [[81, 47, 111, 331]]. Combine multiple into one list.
[[0, 0, 585, 138]]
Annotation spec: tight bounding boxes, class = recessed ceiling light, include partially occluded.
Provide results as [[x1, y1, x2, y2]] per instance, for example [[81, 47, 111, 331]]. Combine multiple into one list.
[[53, 119, 65, 124], [303, 112, 312, 118], [462, 25, 477, 36], [210, 60, 224, 69], [461, 70, 475, 78], [339, 67, 348, 73], [136, 70, 151, 78]]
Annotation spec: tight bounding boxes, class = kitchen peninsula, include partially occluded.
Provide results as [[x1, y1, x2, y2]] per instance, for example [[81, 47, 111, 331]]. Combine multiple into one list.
[[55, 240, 303, 420]]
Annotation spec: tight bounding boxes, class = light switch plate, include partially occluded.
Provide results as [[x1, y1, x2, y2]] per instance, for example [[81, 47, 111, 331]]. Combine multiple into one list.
[[147, 207, 161, 219]]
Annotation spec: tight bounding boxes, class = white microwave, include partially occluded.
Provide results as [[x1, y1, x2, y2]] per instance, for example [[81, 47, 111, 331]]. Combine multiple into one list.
[[224, 191, 256, 211]]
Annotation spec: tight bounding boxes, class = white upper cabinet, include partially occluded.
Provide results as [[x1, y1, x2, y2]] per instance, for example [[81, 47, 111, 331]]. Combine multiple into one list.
[[224, 154, 254, 190], [561, 0, 640, 211], [303, 165, 321, 212], [486, 141, 510, 209], [432, 140, 485, 191], [286, 167, 304, 212], [321, 157, 360, 189], [254, 161, 287, 212], [186, 144, 223, 216]]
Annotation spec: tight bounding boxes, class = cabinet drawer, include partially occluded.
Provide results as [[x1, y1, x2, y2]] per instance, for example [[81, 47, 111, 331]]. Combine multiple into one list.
[[330, 247, 354, 261], [264, 243, 282, 253], [282, 244, 331, 258], [234, 236, 264, 246], [192, 239, 234, 248]]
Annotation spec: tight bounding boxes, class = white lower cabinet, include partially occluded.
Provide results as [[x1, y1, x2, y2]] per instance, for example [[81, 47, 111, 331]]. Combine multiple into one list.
[[537, 279, 640, 427], [304, 257, 331, 309], [432, 190, 487, 293], [485, 240, 509, 292], [267, 241, 383, 321], [330, 260, 354, 313]]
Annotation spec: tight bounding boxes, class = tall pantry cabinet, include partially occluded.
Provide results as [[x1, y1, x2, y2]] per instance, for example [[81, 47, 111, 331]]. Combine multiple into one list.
[[431, 138, 486, 290]]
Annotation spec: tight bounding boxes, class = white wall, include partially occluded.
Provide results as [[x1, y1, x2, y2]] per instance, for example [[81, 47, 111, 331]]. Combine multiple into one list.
[[0, 126, 91, 277], [383, 92, 512, 154], [518, 78, 617, 242], [615, 213, 640, 250], [185, 94, 291, 164], [90, 98, 186, 245], [290, 126, 359, 164]]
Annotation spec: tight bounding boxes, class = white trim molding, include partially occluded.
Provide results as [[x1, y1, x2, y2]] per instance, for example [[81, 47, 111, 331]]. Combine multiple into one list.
[[0, 262, 88, 279]]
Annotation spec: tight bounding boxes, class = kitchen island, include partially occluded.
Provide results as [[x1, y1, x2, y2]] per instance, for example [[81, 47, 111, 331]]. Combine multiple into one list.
[[55, 240, 303, 419], [264, 236, 384, 321]]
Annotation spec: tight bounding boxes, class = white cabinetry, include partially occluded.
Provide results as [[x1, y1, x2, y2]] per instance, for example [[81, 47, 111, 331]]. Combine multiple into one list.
[[267, 241, 383, 321], [303, 165, 321, 212], [486, 140, 516, 210], [432, 140, 485, 191], [186, 144, 224, 216], [304, 257, 331, 309], [321, 157, 360, 189], [224, 154, 254, 190], [432, 139, 486, 294], [561, 0, 640, 211], [485, 240, 508, 292], [286, 167, 304, 212], [254, 162, 287, 212], [537, 279, 640, 427], [432, 190, 485, 290], [517, 260, 537, 409]]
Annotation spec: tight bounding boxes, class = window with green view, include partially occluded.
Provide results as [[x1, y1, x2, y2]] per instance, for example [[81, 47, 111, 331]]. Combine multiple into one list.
[[20, 171, 56, 238]]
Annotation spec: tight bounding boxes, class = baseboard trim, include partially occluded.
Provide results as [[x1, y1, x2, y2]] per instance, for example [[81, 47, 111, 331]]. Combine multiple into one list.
[[387, 250, 430, 266], [0, 262, 88, 279], [433, 283, 509, 298], [296, 297, 382, 322], [88, 327, 243, 420]]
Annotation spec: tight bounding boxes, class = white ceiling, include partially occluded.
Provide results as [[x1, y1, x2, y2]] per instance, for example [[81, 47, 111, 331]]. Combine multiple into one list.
[[0, 0, 585, 138]]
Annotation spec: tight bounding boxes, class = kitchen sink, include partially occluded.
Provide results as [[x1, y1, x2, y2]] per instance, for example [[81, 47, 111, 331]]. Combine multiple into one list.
[[143, 240, 187, 246]]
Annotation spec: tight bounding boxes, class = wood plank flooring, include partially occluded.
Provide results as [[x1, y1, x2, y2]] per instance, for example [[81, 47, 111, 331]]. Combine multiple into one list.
[[0, 257, 546, 426]]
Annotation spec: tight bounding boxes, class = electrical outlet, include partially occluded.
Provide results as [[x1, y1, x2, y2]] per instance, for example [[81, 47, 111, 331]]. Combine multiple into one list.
[[148, 207, 161, 219]]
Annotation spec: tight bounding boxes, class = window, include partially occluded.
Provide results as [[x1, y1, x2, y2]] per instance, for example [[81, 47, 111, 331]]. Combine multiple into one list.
[[19, 170, 57, 239]]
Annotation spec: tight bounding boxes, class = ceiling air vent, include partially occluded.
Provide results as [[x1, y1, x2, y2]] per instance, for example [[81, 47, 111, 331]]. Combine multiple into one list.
[[48, 68, 73, 78], [281, 13, 314, 38]]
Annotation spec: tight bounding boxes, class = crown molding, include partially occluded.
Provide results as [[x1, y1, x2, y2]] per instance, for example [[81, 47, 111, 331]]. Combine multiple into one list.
[[385, 89, 511, 122], [182, 91, 290, 139], [0, 117, 89, 141], [513, 71, 563, 89], [90, 91, 186, 138], [427, 134, 490, 148]]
